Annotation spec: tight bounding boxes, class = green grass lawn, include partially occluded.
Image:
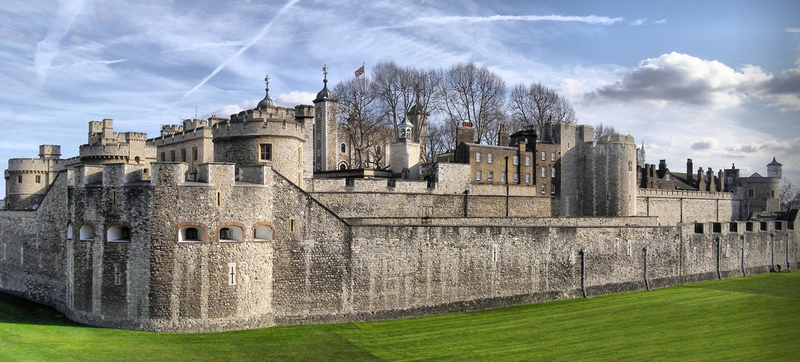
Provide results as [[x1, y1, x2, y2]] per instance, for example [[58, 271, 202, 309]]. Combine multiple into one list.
[[1, 271, 798, 361]]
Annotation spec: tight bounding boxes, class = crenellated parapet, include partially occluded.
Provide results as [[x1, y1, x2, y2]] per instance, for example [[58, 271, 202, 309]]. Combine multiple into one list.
[[212, 118, 306, 141]]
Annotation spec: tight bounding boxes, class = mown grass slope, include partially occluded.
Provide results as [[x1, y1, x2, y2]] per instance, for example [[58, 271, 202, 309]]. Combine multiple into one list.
[[1, 271, 798, 361]]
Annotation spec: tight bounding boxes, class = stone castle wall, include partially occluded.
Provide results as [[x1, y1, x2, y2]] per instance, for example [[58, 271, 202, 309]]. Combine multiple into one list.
[[0, 163, 797, 333], [637, 189, 739, 225]]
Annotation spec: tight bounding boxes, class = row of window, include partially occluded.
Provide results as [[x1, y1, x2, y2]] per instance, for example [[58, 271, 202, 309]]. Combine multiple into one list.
[[475, 151, 557, 164], [66, 222, 275, 243], [15, 175, 42, 184], [161, 147, 200, 163]]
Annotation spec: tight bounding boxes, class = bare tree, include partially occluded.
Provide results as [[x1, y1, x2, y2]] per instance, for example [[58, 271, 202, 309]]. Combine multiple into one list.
[[333, 77, 388, 169], [594, 123, 617, 142], [779, 179, 800, 211], [439, 62, 506, 146], [508, 81, 577, 135], [426, 120, 454, 161]]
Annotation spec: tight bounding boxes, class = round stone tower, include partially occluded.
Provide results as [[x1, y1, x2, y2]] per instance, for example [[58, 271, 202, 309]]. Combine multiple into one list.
[[213, 78, 307, 185]]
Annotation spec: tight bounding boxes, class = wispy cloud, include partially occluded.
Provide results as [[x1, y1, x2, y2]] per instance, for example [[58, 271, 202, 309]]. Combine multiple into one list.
[[631, 19, 646, 26], [166, 0, 301, 113], [33, 0, 85, 85], [166, 41, 249, 53], [787, 28, 800, 33], [414, 14, 623, 26]]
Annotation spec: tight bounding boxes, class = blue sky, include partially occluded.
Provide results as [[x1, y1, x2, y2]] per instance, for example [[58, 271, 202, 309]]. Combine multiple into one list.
[[1, 0, 799, 195]]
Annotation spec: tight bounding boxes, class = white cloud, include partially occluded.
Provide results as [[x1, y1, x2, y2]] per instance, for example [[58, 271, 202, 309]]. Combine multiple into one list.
[[276, 92, 316, 107], [691, 137, 719, 150], [588, 52, 800, 111], [630, 19, 646, 26]]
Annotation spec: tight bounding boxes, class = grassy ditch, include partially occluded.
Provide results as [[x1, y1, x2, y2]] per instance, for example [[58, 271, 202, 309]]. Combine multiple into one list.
[[1, 271, 798, 361]]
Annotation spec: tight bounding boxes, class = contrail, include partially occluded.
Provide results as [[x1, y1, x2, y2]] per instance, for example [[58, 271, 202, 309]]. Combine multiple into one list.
[[34, 0, 85, 85], [415, 14, 623, 26], [166, 0, 301, 114]]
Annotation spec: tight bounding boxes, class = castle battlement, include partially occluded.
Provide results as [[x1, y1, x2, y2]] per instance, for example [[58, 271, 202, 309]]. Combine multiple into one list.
[[148, 126, 213, 146], [638, 188, 733, 200], [212, 118, 306, 140], [6, 157, 64, 171]]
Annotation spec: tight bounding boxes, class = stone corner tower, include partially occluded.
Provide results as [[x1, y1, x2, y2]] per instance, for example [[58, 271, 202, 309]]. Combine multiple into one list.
[[312, 65, 339, 172]]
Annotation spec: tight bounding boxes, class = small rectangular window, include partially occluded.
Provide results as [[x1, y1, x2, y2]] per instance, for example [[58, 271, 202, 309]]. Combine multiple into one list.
[[551, 184, 556, 194], [114, 264, 121, 286], [487, 153, 493, 164], [513, 156, 519, 165], [192, 147, 198, 161], [161, 152, 166, 162], [695, 223, 704, 234], [541, 185, 546, 194], [525, 173, 531, 183], [729, 222, 738, 232], [181, 148, 186, 163], [666, 174, 671, 180], [487, 171, 494, 182], [748, 189, 755, 198], [500, 172, 506, 183], [746, 222, 753, 232], [541, 151, 545, 161], [551, 152, 555, 161], [770, 190, 775, 198], [513, 173, 519, 183], [265, 144, 278, 162], [35, 175, 41, 183], [639, 172, 642, 179], [713, 223, 722, 233], [760, 222, 768, 231], [541, 167, 546, 178], [170, 150, 176, 162], [17, 175, 22, 183], [228, 263, 237, 286], [289, 218, 296, 233], [475, 152, 482, 163], [551, 167, 556, 178], [476, 170, 481, 181], [525, 156, 530, 166]]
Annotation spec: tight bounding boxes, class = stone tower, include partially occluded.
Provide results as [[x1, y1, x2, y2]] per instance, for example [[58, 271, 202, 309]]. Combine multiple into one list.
[[390, 117, 420, 179], [407, 99, 429, 162], [313, 65, 339, 172], [767, 157, 782, 178]]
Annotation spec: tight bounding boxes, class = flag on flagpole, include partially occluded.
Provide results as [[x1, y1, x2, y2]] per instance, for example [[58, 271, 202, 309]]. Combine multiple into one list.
[[355, 64, 365, 77]]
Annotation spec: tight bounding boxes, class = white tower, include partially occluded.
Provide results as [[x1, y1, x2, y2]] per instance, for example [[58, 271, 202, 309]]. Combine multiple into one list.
[[767, 157, 782, 178], [390, 118, 420, 179]]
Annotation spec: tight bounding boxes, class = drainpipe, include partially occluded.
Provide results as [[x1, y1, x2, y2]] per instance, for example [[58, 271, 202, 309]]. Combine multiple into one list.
[[741, 235, 747, 277], [770, 233, 776, 272], [462, 189, 469, 217], [643, 246, 650, 291], [716, 236, 722, 280], [787, 234, 791, 272], [580, 249, 587, 298]]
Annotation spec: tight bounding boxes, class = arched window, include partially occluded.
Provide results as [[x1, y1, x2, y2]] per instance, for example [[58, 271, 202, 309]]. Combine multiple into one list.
[[107, 224, 131, 242], [218, 225, 244, 242], [339, 164, 347, 170], [66, 222, 73, 240], [254, 225, 274, 241], [340, 143, 346, 154], [178, 225, 206, 243], [79, 224, 95, 241]]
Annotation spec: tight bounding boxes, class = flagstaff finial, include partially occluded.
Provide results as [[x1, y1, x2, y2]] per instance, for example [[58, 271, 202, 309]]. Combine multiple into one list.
[[322, 64, 328, 84], [264, 74, 270, 91]]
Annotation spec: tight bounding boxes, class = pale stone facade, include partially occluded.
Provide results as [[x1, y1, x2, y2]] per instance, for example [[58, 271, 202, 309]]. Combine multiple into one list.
[[0, 76, 796, 333]]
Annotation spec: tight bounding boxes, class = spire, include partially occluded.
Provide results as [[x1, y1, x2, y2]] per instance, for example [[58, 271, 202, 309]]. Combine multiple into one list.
[[257, 74, 276, 108], [314, 64, 337, 103]]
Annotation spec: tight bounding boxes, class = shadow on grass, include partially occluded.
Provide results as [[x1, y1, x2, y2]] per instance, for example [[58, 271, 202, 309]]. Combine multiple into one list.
[[0, 291, 87, 328]]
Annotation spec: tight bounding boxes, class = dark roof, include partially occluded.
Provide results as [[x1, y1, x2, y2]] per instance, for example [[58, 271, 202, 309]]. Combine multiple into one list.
[[313, 81, 337, 103], [768, 157, 782, 166]]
